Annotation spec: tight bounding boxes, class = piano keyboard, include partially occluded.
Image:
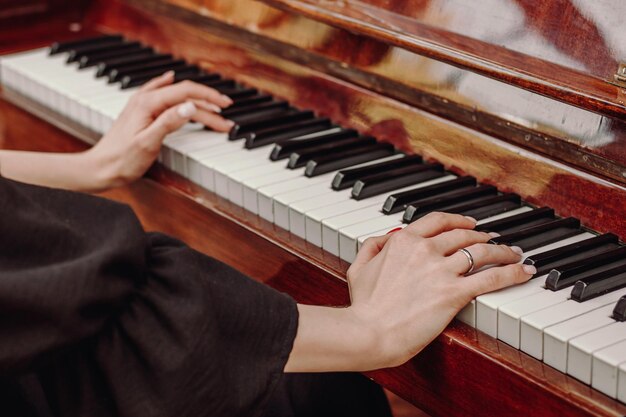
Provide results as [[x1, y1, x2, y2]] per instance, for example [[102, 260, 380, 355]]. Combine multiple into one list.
[[1, 34, 626, 404]]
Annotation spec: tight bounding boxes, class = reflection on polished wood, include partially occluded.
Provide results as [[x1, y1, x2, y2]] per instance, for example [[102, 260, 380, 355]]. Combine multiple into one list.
[[2, 0, 626, 416]]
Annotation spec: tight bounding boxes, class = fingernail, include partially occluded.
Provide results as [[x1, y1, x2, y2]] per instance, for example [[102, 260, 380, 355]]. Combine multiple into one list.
[[510, 246, 523, 256], [522, 264, 537, 275], [225, 119, 235, 128], [221, 94, 234, 105], [207, 103, 222, 114], [177, 101, 197, 118], [162, 70, 175, 78], [386, 227, 402, 235], [464, 216, 477, 223], [489, 231, 500, 238]]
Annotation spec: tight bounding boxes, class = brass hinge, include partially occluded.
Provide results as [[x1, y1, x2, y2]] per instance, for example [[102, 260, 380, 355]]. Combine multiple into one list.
[[612, 63, 626, 88]]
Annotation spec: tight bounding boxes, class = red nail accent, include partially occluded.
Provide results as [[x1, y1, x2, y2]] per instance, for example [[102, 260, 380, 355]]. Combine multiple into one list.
[[386, 227, 403, 235]]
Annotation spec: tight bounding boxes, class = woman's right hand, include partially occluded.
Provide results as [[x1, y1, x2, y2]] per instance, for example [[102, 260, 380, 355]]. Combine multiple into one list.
[[345, 212, 534, 369]]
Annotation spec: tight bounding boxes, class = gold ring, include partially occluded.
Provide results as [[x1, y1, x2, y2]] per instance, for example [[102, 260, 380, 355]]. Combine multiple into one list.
[[458, 248, 475, 275]]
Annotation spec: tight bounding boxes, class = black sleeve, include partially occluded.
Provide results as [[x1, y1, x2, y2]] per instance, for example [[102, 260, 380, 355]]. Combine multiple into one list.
[[0, 178, 298, 417]]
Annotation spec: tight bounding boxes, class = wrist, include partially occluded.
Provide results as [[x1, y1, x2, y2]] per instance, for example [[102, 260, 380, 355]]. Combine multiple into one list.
[[82, 148, 121, 192]]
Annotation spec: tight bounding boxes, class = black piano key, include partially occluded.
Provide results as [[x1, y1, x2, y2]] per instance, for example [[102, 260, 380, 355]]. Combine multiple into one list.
[[402, 185, 498, 221], [287, 136, 376, 168], [270, 130, 359, 161], [382, 176, 477, 214], [476, 207, 555, 235], [332, 155, 424, 191], [221, 88, 258, 101], [571, 264, 626, 302], [108, 58, 183, 83], [78, 43, 147, 68], [50, 34, 124, 55], [174, 73, 221, 83], [245, 119, 334, 149], [227, 94, 273, 110], [229, 110, 315, 139], [66, 39, 128, 63], [524, 233, 619, 276], [352, 163, 445, 200], [489, 217, 581, 252], [461, 194, 522, 220], [545, 246, 626, 291], [613, 295, 626, 321], [305, 143, 397, 177], [403, 192, 520, 223], [121, 65, 199, 89], [222, 100, 289, 120], [198, 79, 237, 91], [95, 53, 172, 77]]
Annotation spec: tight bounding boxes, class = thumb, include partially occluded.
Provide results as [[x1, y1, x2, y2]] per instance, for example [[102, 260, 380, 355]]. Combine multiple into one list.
[[136, 101, 196, 148]]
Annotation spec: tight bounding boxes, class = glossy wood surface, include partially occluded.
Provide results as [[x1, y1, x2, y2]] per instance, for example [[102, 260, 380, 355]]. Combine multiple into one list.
[[2, 3, 626, 416]]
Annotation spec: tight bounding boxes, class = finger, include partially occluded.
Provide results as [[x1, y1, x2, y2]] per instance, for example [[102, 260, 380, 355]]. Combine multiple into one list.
[[146, 81, 233, 115], [352, 233, 394, 267], [449, 243, 523, 275], [139, 70, 175, 92], [191, 109, 235, 132], [460, 263, 536, 298], [192, 99, 224, 114], [404, 212, 476, 238], [135, 101, 197, 149], [432, 229, 492, 255]]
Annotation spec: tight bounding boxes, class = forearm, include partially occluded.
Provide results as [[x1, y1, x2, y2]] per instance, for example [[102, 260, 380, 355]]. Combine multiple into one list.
[[0, 149, 110, 192], [284, 304, 385, 373]]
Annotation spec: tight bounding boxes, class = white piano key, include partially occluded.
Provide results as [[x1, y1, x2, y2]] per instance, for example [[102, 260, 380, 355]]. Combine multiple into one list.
[[520, 291, 623, 360], [258, 173, 334, 221], [288, 190, 351, 238], [568, 322, 626, 384], [457, 300, 477, 326], [476, 232, 593, 338], [227, 163, 288, 207], [543, 304, 616, 373], [618, 362, 626, 403], [213, 145, 277, 198], [357, 225, 407, 251], [243, 169, 306, 214], [339, 213, 404, 263], [273, 182, 335, 229], [592, 339, 626, 398]]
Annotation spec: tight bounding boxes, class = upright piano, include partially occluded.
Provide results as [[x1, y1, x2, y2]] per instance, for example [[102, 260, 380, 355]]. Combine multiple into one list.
[[1, 1, 625, 416]]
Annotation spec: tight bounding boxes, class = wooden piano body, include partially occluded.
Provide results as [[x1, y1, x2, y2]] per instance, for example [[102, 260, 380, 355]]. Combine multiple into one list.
[[1, 0, 625, 416]]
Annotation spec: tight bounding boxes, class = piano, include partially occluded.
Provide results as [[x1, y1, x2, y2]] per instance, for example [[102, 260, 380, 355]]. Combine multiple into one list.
[[1, 0, 625, 416]]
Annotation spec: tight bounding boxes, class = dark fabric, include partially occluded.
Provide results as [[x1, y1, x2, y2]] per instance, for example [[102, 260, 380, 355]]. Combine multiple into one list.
[[0, 178, 298, 417], [264, 373, 393, 417]]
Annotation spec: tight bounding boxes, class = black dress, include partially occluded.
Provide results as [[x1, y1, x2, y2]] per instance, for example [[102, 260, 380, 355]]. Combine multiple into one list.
[[0, 178, 391, 417]]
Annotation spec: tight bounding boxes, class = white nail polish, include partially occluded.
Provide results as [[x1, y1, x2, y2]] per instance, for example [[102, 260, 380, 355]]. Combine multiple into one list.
[[178, 102, 197, 118], [207, 103, 222, 113], [510, 246, 523, 256]]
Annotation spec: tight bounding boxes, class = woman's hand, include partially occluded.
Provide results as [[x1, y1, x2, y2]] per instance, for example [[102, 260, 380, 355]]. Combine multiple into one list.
[[86, 71, 234, 190], [0, 72, 233, 192], [286, 212, 535, 373]]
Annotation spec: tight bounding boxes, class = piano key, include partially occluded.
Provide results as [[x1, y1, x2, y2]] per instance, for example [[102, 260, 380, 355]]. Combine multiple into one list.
[[270, 129, 359, 161], [524, 233, 619, 276], [382, 176, 476, 214], [229, 109, 314, 138], [196, 78, 236, 91], [475, 207, 555, 234], [78, 43, 148, 68], [64, 38, 128, 63], [620, 363, 626, 403], [520, 290, 624, 360], [545, 246, 626, 291], [401, 185, 497, 222], [121, 65, 199, 89], [571, 264, 626, 302], [97, 53, 173, 77], [474, 232, 594, 338], [245, 119, 335, 150], [221, 87, 259, 101], [568, 322, 626, 384], [226, 94, 273, 110], [351, 163, 445, 200], [543, 304, 617, 372], [615, 295, 626, 321], [243, 169, 310, 214], [108, 58, 184, 82], [489, 217, 581, 252], [332, 154, 424, 190], [287, 136, 375, 167], [460, 194, 522, 220], [304, 143, 396, 176], [592, 339, 626, 398], [49, 34, 124, 55]]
